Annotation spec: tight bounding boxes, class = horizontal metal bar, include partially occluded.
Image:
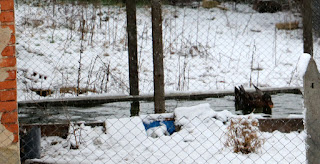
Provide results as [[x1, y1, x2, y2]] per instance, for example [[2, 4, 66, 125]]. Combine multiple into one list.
[[18, 87, 302, 107]]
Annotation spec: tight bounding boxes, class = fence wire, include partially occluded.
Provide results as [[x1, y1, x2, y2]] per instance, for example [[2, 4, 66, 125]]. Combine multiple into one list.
[[20, 113, 306, 163], [13, 0, 311, 163], [15, 0, 305, 101]]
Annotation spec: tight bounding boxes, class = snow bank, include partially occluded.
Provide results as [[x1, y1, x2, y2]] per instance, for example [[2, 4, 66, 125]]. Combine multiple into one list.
[[174, 103, 233, 126], [146, 122, 169, 138], [105, 117, 148, 147], [37, 103, 306, 163], [140, 113, 174, 124]]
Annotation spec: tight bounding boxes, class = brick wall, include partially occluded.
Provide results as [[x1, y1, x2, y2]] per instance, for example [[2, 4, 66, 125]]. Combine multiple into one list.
[[0, 0, 20, 163]]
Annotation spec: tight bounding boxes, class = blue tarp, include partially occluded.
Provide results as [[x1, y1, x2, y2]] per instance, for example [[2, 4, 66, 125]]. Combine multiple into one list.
[[143, 120, 176, 135]]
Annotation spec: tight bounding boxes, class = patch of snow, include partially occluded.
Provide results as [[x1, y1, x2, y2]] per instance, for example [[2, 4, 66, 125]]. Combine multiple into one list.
[[288, 114, 304, 118], [140, 113, 174, 124], [37, 103, 306, 163], [297, 53, 311, 78], [104, 117, 148, 147], [146, 122, 169, 138]]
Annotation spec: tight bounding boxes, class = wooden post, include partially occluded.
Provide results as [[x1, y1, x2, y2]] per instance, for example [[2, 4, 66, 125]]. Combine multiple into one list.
[[126, 0, 140, 116], [312, 0, 320, 37], [0, 0, 20, 163], [302, 0, 313, 56], [151, 0, 165, 113], [303, 58, 320, 163]]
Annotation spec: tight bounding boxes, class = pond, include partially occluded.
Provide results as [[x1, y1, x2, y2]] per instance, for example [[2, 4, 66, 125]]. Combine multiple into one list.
[[18, 93, 304, 124]]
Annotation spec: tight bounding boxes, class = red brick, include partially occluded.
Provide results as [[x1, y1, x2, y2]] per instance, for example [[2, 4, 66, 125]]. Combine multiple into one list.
[[0, 0, 14, 11], [0, 80, 16, 90], [0, 90, 16, 101], [5, 70, 16, 80], [0, 101, 17, 112], [0, 11, 14, 22], [0, 57, 15, 67], [1, 110, 17, 124], [0, 24, 15, 34], [1, 46, 15, 56]]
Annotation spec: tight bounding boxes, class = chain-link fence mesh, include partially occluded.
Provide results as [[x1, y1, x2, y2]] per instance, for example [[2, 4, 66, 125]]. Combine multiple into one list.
[[20, 109, 306, 163], [13, 0, 312, 163], [15, 0, 306, 101]]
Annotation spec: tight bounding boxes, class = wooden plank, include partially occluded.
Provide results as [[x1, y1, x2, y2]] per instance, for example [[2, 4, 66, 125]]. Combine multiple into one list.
[[20, 122, 105, 138], [258, 118, 304, 133], [20, 118, 304, 139]]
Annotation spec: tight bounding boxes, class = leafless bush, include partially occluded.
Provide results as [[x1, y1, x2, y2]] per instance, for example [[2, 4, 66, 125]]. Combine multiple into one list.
[[224, 115, 264, 154]]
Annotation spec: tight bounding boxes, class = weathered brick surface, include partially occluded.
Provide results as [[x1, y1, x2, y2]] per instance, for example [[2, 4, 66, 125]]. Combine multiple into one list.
[[1, 46, 15, 56], [0, 57, 16, 67], [0, 0, 14, 11], [0, 0, 19, 153], [0, 80, 16, 90], [0, 24, 15, 34], [8, 34, 15, 45], [1, 110, 18, 124], [5, 70, 16, 80], [2, 122, 19, 142], [0, 101, 17, 112], [0, 90, 16, 101], [0, 11, 14, 22]]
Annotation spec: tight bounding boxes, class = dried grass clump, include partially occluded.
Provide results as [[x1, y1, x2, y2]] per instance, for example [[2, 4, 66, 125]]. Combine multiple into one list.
[[276, 21, 299, 30], [202, 0, 220, 9], [224, 115, 264, 154], [30, 88, 53, 97], [60, 87, 96, 95]]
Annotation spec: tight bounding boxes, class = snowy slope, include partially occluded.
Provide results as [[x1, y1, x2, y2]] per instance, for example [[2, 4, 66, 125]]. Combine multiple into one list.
[[34, 103, 306, 163]]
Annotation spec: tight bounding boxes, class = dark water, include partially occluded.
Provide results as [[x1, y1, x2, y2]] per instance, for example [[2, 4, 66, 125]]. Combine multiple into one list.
[[18, 93, 304, 124]]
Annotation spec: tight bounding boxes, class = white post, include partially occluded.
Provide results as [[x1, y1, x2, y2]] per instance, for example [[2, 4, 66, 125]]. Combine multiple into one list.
[[303, 58, 320, 163]]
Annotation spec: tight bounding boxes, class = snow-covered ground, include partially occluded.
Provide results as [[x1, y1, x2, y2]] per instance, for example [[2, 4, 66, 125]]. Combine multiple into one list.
[[28, 103, 306, 163], [15, 2, 311, 163], [15, 1, 313, 101]]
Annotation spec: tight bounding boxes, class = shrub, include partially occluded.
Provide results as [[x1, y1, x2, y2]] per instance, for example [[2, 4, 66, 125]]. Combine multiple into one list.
[[224, 115, 264, 154]]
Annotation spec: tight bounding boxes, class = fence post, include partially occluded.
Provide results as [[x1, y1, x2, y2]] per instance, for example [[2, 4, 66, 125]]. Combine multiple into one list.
[[126, 0, 140, 116], [0, 0, 20, 163], [302, 0, 313, 56], [303, 58, 320, 163], [151, 0, 165, 113], [312, 0, 320, 38]]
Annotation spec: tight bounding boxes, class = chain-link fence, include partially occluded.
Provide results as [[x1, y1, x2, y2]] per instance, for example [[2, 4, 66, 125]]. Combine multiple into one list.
[[13, 0, 315, 163], [15, 0, 307, 101], [20, 105, 306, 163]]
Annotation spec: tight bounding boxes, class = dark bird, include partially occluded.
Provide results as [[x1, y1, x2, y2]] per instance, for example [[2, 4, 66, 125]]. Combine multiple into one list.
[[234, 85, 273, 115]]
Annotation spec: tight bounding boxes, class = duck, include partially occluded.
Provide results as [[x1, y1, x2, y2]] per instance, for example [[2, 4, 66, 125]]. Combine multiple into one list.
[[234, 85, 273, 115]]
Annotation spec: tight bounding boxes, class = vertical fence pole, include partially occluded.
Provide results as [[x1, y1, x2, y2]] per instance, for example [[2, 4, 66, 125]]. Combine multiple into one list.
[[0, 0, 20, 163], [312, 0, 320, 38], [151, 0, 165, 113], [303, 0, 313, 56], [126, 0, 140, 116], [304, 58, 320, 163]]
